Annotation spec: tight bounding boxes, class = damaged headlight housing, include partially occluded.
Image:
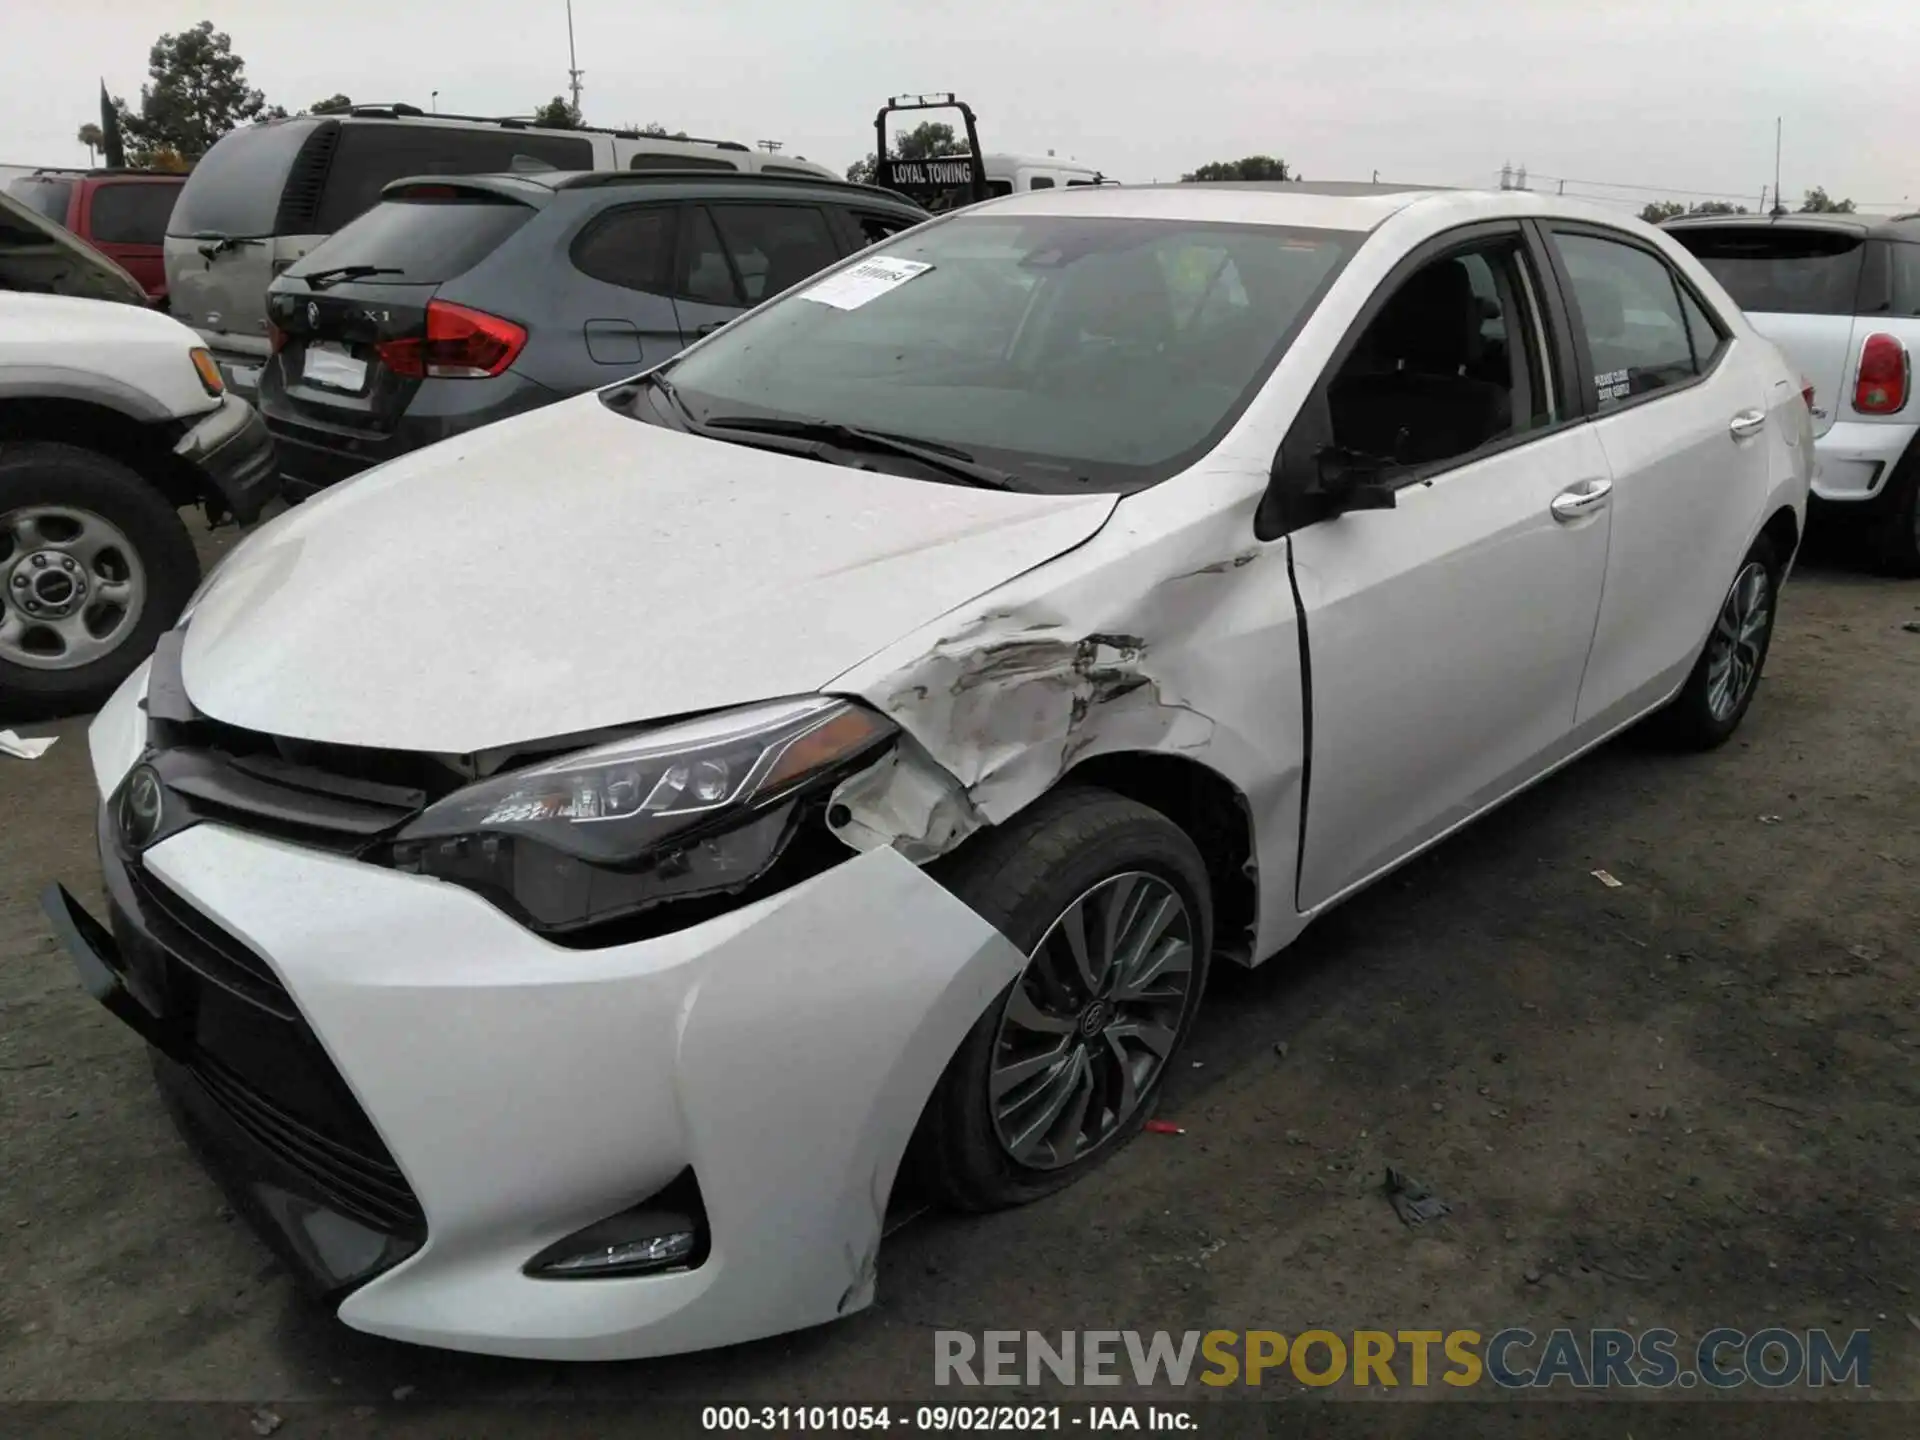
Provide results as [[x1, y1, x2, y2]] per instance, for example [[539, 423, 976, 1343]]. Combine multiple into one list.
[[380, 697, 896, 934]]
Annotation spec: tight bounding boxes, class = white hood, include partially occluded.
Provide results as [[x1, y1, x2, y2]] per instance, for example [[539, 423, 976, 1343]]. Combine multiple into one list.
[[181, 395, 1116, 752]]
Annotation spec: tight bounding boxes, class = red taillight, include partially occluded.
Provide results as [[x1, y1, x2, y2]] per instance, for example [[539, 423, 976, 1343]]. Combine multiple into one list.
[[1853, 332, 1909, 415], [268, 323, 288, 355], [1800, 378, 1815, 411], [376, 300, 527, 380]]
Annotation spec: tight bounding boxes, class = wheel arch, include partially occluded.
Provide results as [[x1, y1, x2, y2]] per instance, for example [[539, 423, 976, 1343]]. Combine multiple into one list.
[[1759, 503, 1800, 570], [0, 395, 200, 509], [1060, 751, 1259, 966]]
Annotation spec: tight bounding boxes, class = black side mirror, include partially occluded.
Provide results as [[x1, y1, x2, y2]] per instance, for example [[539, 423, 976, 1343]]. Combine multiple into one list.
[[1306, 445, 1401, 516]]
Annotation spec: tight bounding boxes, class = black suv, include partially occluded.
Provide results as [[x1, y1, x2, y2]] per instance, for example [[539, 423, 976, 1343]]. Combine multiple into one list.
[[260, 170, 927, 498]]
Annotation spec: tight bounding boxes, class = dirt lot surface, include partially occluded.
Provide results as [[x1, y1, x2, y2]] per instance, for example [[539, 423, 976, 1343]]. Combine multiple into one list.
[[1, 515, 1916, 1432]]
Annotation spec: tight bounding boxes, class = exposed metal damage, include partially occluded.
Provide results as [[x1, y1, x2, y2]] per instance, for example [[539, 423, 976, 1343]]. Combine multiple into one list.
[[827, 515, 1298, 969]]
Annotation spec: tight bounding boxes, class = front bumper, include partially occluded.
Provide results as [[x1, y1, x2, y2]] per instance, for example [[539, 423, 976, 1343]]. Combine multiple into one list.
[[49, 768, 1023, 1358], [174, 394, 278, 524]]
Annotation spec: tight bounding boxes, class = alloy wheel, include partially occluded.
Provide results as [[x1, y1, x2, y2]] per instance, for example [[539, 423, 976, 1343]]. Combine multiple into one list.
[[988, 871, 1197, 1170], [1704, 560, 1771, 722]]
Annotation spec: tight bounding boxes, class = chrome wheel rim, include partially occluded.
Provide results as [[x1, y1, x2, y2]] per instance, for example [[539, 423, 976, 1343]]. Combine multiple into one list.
[[1704, 560, 1771, 722], [0, 506, 148, 671], [989, 871, 1196, 1171]]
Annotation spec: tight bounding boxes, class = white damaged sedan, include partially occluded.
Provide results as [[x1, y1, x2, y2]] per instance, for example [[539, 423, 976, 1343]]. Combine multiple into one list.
[[46, 182, 1810, 1359]]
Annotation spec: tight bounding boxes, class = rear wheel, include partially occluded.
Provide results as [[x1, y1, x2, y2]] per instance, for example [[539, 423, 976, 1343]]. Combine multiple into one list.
[[912, 788, 1213, 1212], [1649, 534, 1780, 750], [1870, 458, 1920, 576], [0, 442, 199, 718]]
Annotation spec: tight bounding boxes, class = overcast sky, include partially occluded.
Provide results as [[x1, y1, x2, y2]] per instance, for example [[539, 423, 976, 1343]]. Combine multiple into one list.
[[6, 0, 1916, 211]]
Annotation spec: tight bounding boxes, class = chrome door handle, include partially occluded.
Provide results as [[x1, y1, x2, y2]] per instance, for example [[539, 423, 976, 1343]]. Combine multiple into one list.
[[1729, 408, 1768, 439], [1550, 477, 1613, 522]]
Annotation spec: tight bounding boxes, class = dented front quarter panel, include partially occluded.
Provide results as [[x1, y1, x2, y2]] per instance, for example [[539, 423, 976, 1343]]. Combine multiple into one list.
[[830, 463, 1314, 961]]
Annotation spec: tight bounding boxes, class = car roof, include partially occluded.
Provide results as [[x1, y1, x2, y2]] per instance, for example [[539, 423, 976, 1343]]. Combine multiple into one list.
[[1662, 210, 1920, 242], [379, 169, 925, 211], [957, 182, 1753, 240], [19, 168, 184, 184]]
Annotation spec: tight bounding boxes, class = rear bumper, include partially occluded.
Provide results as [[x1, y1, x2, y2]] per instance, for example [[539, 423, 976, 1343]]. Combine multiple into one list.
[[1810, 420, 1918, 506], [265, 372, 563, 502], [174, 394, 278, 524]]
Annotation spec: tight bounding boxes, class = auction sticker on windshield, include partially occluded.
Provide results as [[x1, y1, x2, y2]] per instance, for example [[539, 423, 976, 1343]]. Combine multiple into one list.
[[802, 257, 934, 310]]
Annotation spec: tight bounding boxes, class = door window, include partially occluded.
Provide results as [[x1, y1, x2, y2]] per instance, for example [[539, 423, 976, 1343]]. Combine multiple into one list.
[[1028, 176, 1057, 190], [1325, 239, 1551, 468], [570, 204, 675, 293], [678, 205, 740, 305], [1552, 231, 1702, 407], [87, 183, 181, 245], [706, 204, 839, 304]]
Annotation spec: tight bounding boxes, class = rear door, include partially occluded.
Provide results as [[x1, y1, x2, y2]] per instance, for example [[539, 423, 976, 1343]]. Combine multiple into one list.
[[559, 201, 685, 374], [1542, 224, 1776, 732], [79, 179, 180, 300], [264, 189, 539, 439], [669, 200, 843, 339], [1666, 223, 1866, 434]]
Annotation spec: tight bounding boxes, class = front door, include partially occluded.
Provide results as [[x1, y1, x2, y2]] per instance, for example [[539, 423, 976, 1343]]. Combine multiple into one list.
[[1288, 226, 1614, 909]]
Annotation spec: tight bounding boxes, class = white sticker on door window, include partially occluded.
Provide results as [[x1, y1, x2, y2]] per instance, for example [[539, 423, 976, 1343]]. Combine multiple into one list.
[[801, 257, 934, 310], [1594, 368, 1630, 402]]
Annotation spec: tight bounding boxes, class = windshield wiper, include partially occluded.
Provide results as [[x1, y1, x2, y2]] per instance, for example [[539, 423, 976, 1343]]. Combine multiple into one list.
[[191, 231, 267, 260], [298, 264, 406, 290], [700, 414, 1020, 490]]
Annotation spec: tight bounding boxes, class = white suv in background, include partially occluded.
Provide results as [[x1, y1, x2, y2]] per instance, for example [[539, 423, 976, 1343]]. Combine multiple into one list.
[[1666, 212, 1920, 571]]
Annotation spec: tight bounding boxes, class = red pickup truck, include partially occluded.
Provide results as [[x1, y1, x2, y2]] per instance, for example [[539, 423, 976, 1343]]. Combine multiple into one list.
[[5, 169, 184, 304]]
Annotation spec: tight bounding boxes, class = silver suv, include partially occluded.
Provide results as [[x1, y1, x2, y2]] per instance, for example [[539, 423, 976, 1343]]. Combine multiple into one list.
[[1665, 212, 1920, 572]]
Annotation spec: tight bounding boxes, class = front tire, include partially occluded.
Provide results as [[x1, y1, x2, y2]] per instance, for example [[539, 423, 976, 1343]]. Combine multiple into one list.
[[0, 442, 199, 719], [1650, 534, 1780, 750], [913, 788, 1214, 1212]]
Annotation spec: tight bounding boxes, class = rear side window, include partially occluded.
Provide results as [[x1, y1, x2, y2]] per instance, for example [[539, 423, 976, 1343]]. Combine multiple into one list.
[[707, 204, 840, 304], [313, 124, 593, 233], [1668, 226, 1865, 316], [7, 179, 73, 224], [87, 183, 180, 245], [571, 204, 675, 293], [1028, 177, 1057, 190], [1551, 230, 1698, 407], [170, 120, 320, 237], [1891, 243, 1920, 317], [987, 180, 1013, 199], [1677, 284, 1728, 370], [284, 196, 535, 285], [630, 152, 739, 172]]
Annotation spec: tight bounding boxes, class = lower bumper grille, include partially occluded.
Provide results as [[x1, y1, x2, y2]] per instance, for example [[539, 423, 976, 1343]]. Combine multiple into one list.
[[188, 1053, 425, 1235]]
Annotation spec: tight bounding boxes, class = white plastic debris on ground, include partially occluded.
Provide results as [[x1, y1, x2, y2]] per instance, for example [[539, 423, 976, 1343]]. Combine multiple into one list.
[[0, 730, 57, 760]]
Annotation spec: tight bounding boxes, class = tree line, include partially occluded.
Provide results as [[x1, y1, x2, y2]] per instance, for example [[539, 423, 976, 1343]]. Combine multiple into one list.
[[1638, 187, 1857, 224]]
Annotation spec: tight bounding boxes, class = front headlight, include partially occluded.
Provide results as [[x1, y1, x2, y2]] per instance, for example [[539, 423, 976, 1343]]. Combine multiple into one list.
[[379, 697, 895, 935]]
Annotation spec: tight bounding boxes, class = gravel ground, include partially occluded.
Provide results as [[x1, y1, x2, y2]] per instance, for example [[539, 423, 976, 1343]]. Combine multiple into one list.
[[1, 515, 1915, 1432]]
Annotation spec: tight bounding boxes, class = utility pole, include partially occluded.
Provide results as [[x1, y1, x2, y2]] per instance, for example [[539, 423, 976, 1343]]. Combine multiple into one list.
[[1371, 168, 1378, 183], [1773, 117, 1782, 215], [565, 0, 584, 119], [757, 140, 783, 153], [1500, 161, 1512, 190]]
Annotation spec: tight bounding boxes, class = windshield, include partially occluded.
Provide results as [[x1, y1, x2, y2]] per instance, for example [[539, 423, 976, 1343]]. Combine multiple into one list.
[[650, 212, 1358, 492]]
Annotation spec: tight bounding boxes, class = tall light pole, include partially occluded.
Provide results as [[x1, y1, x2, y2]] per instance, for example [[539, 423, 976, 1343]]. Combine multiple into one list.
[[431, 90, 439, 113], [566, 0, 584, 118]]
